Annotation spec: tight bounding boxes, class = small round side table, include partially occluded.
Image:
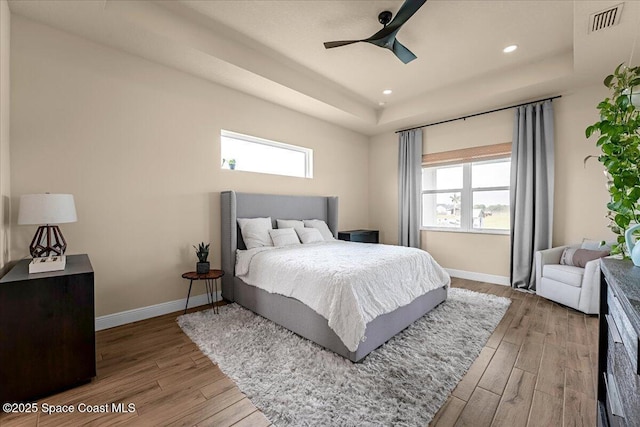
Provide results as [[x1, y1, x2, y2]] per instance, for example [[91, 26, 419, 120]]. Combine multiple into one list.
[[181, 269, 224, 314]]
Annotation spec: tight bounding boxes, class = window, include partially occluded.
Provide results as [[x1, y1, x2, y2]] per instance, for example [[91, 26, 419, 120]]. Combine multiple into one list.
[[421, 145, 511, 233], [220, 130, 313, 178]]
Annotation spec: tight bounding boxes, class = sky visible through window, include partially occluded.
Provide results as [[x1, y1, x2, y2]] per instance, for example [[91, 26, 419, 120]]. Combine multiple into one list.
[[422, 159, 510, 231], [221, 131, 312, 178], [423, 161, 510, 205]]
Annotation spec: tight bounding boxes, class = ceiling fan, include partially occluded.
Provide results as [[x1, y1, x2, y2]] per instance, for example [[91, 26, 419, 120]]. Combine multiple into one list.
[[323, 0, 427, 64]]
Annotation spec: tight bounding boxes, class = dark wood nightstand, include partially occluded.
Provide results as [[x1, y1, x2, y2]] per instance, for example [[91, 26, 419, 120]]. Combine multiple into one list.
[[0, 254, 95, 403], [182, 269, 224, 314], [338, 229, 379, 244]]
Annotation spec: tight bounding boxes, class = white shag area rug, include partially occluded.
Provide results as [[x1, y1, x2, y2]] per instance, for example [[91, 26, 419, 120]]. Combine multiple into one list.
[[177, 288, 510, 427]]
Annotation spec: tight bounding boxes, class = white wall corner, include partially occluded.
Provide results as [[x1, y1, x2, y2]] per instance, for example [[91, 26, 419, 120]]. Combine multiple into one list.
[[95, 292, 221, 331]]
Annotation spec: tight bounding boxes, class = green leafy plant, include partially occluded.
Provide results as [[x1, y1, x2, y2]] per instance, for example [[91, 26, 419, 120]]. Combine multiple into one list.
[[585, 63, 640, 256], [193, 242, 210, 263], [221, 158, 236, 169]]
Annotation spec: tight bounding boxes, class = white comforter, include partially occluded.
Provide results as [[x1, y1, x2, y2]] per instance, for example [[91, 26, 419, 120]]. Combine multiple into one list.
[[235, 241, 450, 351]]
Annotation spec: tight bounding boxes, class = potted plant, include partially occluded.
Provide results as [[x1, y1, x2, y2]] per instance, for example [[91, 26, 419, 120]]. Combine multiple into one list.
[[193, 242, 210, 274], [585, 63, 640, 259], [228, 159, 236, 170], [623, 88, 640, 108]]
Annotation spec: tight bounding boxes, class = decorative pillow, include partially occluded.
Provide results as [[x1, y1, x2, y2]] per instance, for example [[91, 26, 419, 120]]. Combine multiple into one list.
[[581, 239, 612, 252], [276, 219, 304, 230], [295, 227, 325, 244], [560, 247, 609, 268], [237, 217, 273, 249], [268, 228, 300, 247], [303, 219, 335, 241]]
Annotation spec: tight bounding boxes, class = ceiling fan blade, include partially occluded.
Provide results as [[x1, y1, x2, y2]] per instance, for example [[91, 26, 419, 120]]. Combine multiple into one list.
[[324, 40, 361, 49], [362, 0, 426, 46], [392, 39, 417, 64], [386, 0, 428, 32], [323, 0, 426, 64], [365, 26, 399, 46]]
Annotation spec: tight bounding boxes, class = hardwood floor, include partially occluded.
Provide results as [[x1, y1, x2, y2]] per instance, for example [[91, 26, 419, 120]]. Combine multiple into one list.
[[0, 279, 597, 426], [430, 279, 598, 427], [0, 305, 269, 427]]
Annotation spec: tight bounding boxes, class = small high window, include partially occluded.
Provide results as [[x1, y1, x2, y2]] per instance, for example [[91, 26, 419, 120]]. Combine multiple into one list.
[[220, 130, 313, 178]]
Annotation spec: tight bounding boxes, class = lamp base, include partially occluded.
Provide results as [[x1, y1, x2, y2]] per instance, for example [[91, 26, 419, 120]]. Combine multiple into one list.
[[29, 255, 66, 274], [29, 225, 67, 258]]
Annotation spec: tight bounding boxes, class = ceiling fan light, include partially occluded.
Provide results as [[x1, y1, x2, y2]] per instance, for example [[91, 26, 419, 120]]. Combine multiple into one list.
[[503, 45, 518, 53]]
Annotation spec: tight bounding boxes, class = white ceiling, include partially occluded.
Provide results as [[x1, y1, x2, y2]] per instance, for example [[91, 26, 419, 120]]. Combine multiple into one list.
[[8, 0, 640, 136]]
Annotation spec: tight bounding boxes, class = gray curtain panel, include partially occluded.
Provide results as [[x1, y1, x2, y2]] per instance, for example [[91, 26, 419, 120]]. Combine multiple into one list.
[[398, 129, 423, 248], [510, 100, 555, 290]]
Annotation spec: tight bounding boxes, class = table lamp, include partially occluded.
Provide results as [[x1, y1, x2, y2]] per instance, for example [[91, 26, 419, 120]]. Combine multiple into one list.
[[18, 193, 77, 258]]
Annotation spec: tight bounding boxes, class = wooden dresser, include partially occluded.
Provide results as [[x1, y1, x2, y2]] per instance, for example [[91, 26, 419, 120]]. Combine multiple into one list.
[[598, 258, 640, 427], [0, 254, 95, 404]]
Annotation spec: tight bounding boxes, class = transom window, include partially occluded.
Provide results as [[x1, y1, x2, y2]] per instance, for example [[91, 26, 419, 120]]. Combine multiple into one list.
[[220, 130, 313, 178], [421, 145, 511, 233]]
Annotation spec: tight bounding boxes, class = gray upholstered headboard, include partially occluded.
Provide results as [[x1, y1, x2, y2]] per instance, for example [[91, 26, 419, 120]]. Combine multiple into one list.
[[220, 191, 339, 301]]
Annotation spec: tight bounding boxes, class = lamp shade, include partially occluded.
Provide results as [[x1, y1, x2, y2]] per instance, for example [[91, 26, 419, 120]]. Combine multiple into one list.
[[18, 194, 77, 225]]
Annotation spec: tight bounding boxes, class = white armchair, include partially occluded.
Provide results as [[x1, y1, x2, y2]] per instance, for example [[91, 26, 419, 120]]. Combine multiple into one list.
[[535, 244, 602, 314]]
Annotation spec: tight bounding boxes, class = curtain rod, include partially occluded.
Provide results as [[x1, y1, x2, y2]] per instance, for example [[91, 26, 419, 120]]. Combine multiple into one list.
[[395, 95, 562, 134]]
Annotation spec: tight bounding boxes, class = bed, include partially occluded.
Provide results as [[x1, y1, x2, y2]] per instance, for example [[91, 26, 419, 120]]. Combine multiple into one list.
[[220, 191, 449, 362]]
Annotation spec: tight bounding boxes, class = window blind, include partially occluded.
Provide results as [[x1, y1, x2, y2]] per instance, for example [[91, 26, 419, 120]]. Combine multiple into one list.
[[422, 142, 511, 167]]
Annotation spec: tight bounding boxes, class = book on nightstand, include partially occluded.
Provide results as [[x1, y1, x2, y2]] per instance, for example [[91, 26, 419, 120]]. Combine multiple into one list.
[[28, 255, 66, 273]]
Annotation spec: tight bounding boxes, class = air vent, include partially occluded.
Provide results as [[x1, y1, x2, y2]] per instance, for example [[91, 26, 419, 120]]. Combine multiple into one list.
[[589, 3, 623, 33]]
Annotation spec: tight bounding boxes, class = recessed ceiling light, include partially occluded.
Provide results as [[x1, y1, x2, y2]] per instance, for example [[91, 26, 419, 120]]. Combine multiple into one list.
[[503, 45, 518, 53], [382, 89, 393, 95]]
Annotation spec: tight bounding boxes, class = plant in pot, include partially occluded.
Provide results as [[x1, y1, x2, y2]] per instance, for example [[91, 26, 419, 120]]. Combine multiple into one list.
[[193, 242, 210, 274], [585, 63, 640, 265], [228, 159, 236, 170]]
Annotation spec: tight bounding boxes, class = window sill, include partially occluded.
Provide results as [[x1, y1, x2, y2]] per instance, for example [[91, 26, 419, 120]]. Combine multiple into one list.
[[420, 227, 509, 236]]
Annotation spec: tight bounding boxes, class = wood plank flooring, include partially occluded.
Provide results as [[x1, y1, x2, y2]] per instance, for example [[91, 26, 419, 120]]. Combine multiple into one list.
[[0, 279, 598, 426], [431, 279, 598, 427]]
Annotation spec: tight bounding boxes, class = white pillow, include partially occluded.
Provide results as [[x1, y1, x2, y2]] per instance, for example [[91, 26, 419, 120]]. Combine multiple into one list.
[[237, 217, 273, 249], [296, 227, 325, 244], [581, 238, 612, 252], [277, 219, 304, 230], [303, 219, 335, 241], [269, 228, 300, 247]]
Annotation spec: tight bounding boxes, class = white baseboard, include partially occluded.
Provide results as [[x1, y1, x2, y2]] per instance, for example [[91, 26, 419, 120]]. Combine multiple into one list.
[[95, 291, 221, 331], [446, 268, 510, 286], [96, 269, 509, 331]]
